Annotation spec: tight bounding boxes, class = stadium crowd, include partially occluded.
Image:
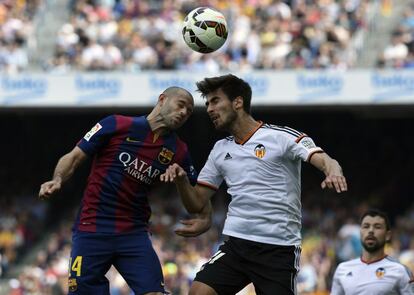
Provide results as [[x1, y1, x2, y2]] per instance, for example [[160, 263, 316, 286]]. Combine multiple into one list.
[[3, 0, 414, 72], [378, 3, 414, 68], [0, 0, 39, 73], [48, 0, 371, 72]]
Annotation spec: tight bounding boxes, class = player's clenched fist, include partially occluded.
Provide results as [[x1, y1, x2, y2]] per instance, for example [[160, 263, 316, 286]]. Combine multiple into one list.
[[39, 180, 61, 200], [160, 163, 188, 183]]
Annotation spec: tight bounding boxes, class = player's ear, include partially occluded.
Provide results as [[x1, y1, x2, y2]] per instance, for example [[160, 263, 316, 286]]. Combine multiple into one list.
[[233, 96, 243, 110], [385, 230, 392, 243], [158, 93, 167, 105]]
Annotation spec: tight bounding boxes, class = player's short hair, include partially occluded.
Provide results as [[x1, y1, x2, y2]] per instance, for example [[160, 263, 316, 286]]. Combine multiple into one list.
[[163, 86, 193, 101], [196, 74, 252, 113], [360, 209, 391, 230]]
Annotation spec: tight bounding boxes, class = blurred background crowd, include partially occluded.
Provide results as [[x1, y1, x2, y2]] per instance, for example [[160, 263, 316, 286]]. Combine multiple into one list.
[[1, 0, 414, 73]]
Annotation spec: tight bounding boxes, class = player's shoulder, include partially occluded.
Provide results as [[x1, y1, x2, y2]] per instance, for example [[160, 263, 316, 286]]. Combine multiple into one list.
[[213, 136, 235, 146], [261, 123, 306, 141], [384, 256, 414, 275], [336, 258, 362, 270], [101, 114, 132, 124]]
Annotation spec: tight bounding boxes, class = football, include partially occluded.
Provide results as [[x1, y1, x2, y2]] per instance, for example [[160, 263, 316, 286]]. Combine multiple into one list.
[[182, 7, 228, 53]]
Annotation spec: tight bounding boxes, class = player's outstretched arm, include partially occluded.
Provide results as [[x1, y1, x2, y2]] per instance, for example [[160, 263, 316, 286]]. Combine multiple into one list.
[[160, 163, 215, 213], [309, 152, 347, 193], [39, 146, 88, 200], [174, 201, 212, 237]]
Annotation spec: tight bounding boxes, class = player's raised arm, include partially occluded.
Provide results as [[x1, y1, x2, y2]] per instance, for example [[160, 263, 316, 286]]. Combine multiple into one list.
[[309, 152, 347, 193], [39, 146, 88, 200]]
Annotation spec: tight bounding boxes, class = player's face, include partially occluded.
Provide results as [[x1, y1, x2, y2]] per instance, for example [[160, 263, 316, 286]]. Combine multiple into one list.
[[161, 94, 194, 129], [360, 215, 390, 253], [205, 88, 237, 131]]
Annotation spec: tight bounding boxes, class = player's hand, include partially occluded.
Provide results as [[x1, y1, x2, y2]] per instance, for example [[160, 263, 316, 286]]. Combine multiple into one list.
[[160, 163, 187, 183], [39, 180, 62, 200], [321, 172, 347, 193], [174, 218, 211, 237]]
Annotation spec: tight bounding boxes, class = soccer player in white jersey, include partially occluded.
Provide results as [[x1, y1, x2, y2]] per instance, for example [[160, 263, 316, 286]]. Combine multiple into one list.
[[331, 209, 414, 295], [160, 74, 348, 295]]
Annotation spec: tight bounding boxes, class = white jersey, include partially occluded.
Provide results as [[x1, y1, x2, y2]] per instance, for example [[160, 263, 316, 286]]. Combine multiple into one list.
[[197, 123, 323, 245], [331, 256, 414, 295]]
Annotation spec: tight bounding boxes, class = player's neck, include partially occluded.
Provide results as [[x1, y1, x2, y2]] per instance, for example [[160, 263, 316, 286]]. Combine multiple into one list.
[[361, 249, 386, 264], [147, 112, 168, 136], [230, 116, 260, 143]]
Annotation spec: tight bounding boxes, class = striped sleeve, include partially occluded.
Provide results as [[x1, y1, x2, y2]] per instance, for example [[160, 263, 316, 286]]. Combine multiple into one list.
[[279, 126, 323, 162], [77, 115, 118, 156]]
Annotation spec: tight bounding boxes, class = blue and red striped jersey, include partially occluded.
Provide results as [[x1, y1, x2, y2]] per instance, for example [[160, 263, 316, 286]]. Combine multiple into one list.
[[74, 115, 197, 234]]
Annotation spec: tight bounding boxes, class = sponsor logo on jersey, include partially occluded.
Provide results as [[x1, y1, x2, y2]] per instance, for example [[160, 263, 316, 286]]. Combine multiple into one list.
[[68, 278, 78, 292], [376, 267, 386, 279], [254, 144, 266, 159], [346, 271, 353, 276], [84, 123, 102, 141], [158, 147, 174, 164], [224, 153, 232, 160], [119, 152, 161, 184]]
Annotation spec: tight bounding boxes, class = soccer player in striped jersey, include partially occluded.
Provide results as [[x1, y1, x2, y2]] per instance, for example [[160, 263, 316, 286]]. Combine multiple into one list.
[[38, 87, 207, 295], [331, 209, 414, 295], [161, 74, 348, 295]]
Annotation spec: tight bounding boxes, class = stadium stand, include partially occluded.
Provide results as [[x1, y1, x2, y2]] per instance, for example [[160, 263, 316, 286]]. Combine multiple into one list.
[[43, 0, 374, 72], [0, 0, 41, 73]]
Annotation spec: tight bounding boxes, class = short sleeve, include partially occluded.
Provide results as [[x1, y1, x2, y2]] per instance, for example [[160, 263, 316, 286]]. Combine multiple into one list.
[[77, 115, 117, 156], [398, 266, 414, 294], [330, 266, 345, 295], [197, 144, 223, 190], [286, 134, 323, 162]]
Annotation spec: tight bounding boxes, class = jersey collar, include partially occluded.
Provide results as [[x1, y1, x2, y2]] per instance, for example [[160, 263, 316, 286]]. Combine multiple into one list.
[[360, 255, 388, 264], [235, 121, 263, 145]]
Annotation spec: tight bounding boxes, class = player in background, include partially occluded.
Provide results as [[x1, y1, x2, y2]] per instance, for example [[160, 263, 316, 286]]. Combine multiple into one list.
[[331, 209, 414, 295], [38, 86, 210, 295], [161, 74, 348, 295]]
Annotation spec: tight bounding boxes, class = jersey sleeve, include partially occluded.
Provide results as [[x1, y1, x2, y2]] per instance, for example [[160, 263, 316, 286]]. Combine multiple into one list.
[[330, 265, 345, 295], [77, 115, 117, 156], [286, 134, 323, 162], [197, 143, 223, 190], [398, 265, 414, 294]]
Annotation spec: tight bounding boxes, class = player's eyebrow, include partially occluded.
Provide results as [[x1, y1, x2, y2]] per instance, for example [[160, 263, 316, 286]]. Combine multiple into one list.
[[205, 96, 219, 106]]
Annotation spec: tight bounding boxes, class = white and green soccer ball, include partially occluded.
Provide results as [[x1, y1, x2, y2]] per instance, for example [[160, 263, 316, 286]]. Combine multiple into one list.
[[182, 7, 228, 53]]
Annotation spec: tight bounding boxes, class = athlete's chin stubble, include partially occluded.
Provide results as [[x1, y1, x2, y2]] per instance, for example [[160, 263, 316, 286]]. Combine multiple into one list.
[[362, 241, 385, 253]]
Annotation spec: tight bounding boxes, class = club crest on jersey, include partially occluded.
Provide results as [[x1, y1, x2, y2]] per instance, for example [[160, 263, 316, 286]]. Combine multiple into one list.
[[376, 267, 386, 279], [254, 144, 266, 159], [158, 147, 174, 164], [68, 278, 78, 292]]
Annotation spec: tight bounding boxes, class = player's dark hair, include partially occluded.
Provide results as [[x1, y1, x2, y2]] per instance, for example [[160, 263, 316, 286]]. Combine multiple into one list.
[[360, 209, 391, 230], [196, 74, 252, 113]]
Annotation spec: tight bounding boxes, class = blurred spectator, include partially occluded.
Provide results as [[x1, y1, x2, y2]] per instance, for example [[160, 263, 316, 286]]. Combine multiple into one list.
[[0, 0, 38, 73], [44, 0, 374, 72]]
